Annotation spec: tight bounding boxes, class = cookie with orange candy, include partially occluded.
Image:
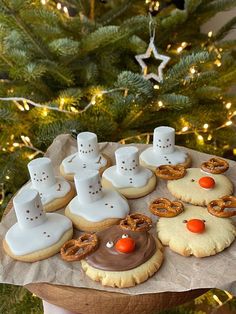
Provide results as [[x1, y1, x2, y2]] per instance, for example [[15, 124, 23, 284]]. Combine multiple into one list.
[[155, 158, 233, 206], [151, 198, 236, 258], [60, 213, 163, 288]]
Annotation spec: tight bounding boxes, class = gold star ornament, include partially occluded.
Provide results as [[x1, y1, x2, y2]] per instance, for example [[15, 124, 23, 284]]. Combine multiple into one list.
[[135, 38, 170, 83]]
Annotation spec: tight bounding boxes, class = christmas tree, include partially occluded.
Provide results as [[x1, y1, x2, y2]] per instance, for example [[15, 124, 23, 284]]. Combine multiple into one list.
[[0, 0, 236, 312]]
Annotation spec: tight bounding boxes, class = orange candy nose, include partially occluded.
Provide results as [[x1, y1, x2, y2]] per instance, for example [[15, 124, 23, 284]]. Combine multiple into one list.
[[187, 219, 205, 233], [198, 176, 215, 189], [115, 237, 135, 253]]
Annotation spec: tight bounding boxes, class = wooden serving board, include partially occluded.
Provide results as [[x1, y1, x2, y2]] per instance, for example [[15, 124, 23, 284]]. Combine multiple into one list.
[[3, 201, 208, 314]]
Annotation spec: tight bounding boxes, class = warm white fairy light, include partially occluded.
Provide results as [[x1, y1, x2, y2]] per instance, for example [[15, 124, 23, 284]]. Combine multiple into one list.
[[5, 176, 10, 180], [203, 123, 209, 129], [181, 126, 189, 132], [225, 120, 233, 126], [57, 2, 62, 10], [41, 0, 47, 5], [158, 101, 163, 108], [214, 59, 221, 67], [225, 102, 232, 109], [190, 67, 196, 74], [177, 46, 183, 53], [154, 84, 159, 90], [213, 294, 223, 306], [208, 31, 213, 38], [207, 134, 212, 141], [63, 6, 69, 16]]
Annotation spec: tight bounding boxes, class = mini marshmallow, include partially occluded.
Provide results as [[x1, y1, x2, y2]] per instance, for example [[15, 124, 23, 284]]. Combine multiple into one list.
[[13, 189, 47, 230], [153, 126, 175, 155], [28, 157, 56, 192], [77, 132, 99, 161], [115, 146, 140, 176], [74, 170, 103, 204]]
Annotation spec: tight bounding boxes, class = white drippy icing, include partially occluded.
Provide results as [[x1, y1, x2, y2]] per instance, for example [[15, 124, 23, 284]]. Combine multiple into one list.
[[140, 146, 187, 167], [102, 146, 153, 188], [5, 213, 72, 255], [62, 153, 107, 174], [21, 177, 71, 205], [103, 166, 153, 188], [74, 170, 103, 204], [140, 126, 188, 167], [68, 189, 130, 222], [5, 189, 72, 255]]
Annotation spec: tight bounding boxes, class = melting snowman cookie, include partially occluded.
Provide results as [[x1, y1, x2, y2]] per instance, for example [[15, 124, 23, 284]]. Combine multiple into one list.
[[60, 132, 111, 181], [152, 199, 236, 257], [102, 146, 156, 199], [140, 126, 191, 171], [61, 213, 163, 288], [20, 157, 75, 212], [3, 189, 73, 262], [155, 158, 233, 206], [65, 170, 130, 232]]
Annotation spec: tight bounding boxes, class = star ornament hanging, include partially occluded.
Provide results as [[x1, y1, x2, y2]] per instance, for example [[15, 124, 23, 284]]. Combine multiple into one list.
[[135, 39, 170, 83]]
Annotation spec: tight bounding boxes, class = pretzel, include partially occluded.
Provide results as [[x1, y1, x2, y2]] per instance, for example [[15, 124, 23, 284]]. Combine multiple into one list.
[[155, 165, 186, 180], [207, 196, 236, 218], [149, 198, 184, 217], [60, 233, 98, 262], [120, 213, 152, 232], [201, 157, 229, 174]]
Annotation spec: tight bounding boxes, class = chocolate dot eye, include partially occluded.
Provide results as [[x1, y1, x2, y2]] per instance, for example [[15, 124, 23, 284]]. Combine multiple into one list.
[[26, 210, 30, 213], [89, 185, 92, 188], [106, 241, 114, 248], [191, 179, 195, 182], [167, 139, 170, 142], [122, 234, 129, 239], [89, 144, 91, 147], [202, 220, 206, 223], [133, 160, 135, 162], [183, 220, 187, 223], [42, 172, 45, 174], [122, 161, 125, 164], [105, 203, 108, 205]]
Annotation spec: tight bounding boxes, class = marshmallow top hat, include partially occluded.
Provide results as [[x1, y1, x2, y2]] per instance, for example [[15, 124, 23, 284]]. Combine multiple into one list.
[[28, 157, 56, 192], [115, 146, 140, 176], [74, 170, 103, 204], [77, 132, 99, 161], [13, 189, 47, 230], [153, 126, 175, 155]]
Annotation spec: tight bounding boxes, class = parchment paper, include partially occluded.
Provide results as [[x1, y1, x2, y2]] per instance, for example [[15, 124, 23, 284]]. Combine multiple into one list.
[[0, 134, 236, 295]]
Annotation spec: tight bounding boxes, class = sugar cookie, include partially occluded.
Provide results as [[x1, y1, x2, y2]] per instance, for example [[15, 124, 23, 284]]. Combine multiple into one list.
[[61, 214, 163, 288], [102, 146, 156, 199], [3, 189, 73, 262], [140, 126, 191, 171], [60, 132, 111, 181], [167, 168, 233, 206], [157, 204, 236, 257], [65, 170, 130, 232], [20, 157, 75, 212]]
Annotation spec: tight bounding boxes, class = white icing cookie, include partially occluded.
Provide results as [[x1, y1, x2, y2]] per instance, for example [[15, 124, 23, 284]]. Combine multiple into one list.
[[60, 132, 111, 180], [67, 189, 129, 223], [102, 146, 156, 198], [5, 213, 72, 255], [140, 126, 191, 170], [3, 189, 73, 261], [167, 168, 233, 206], [157, 205, 236, 257]]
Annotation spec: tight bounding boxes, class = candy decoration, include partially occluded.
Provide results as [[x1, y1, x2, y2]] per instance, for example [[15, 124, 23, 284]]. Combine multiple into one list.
[[198, 176, 215, 189], [115, 237, 135, 253], [186, 219, 205, 233]]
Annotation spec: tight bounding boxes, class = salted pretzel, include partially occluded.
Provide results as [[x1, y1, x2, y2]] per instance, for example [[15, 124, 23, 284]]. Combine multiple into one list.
[[201, 157, 229, 174], [207, 196, 236, 218], [120, 213, 152, 232], [155, 165, 186, 180], [61, 233, 98, 262], [149, 197, 184, 217]]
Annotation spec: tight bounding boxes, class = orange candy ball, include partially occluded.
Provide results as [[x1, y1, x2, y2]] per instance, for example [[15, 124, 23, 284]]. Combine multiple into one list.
[[198, 176, 215, 189], [115, 237, 135, 253], [187, 219, 205, 233]]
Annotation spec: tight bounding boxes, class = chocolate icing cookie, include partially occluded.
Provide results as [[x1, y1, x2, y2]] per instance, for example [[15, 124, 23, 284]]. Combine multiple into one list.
[[86, 225, 156, 271]]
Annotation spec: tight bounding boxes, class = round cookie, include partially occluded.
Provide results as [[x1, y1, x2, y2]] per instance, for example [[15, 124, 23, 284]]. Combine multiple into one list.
[[167, 168, 233, 206], [65, 170, 130, 232], [3, 189, 73, 262], [21, 157, 75, 212], [61, 214, 163, 288], [102, 146, 156, 199], [140, 126, 191, 171], [60, 132, 111, 181], [157, 204, 236, 258]]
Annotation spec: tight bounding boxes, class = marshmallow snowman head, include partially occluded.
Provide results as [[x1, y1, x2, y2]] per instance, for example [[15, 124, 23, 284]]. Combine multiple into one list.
[[13, 189, 47, 230], [77, 132, 99, 161], [153, 126, 175, 155], [28, 157, 56, 192], [74, 170, 103, 204], [115, 146, 140, 176]]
